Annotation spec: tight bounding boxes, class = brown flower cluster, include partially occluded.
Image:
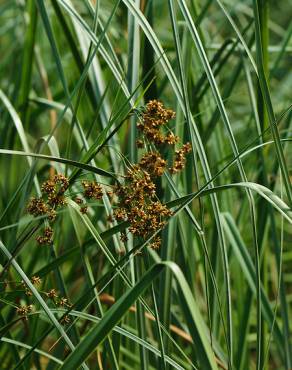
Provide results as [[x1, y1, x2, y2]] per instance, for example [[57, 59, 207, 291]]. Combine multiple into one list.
[[27, 174, 69, 221], [113, 164, 172, 244], [139, 152, 166, 177], [137, 100, 178, 145], [17, 304, 33, 320], [137, 100, 191, 173], [17, 276, 72, 323], [74, 197, 87, 214], [46, 288, 58, 299], [31, 276, 41, 285], [24, 101, 190, 255], [27, 198, 48, 217], [45, 288, 71, 307], [149, 236, 161, 250], [82, 181, 103, 200], [169, 142, 192, 174], [16, 276, 42, 320], [41, 174, 69, 208], [27, 174, 70, 245], [112, 101, 192, 251], [21, 275, 42, 297], [26, 173, 105, 245], [36, 226, 53, 245], [72, 181, 103, 215], [45, 288, 72, 323]]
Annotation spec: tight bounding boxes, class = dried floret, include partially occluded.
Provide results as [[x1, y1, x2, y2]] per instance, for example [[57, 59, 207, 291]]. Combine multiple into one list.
[[36, 227, 53, 245], [46, 289, 58, 299], [137, 100, 175, 145], [82, 181, 103, 200], [169, 142, 192, 174], [139, 152, 166, 177], [27, 198, 48, 217], [17, 304, 33, 320], [31, 276, 41, 285]]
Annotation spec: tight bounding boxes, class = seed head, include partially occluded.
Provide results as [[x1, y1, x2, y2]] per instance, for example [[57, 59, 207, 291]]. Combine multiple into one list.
[[27, 198, 48, 217], [31, 276, 41, 285], [36, 227, 53, 245], [82, 181, 103, 200], [17, 304, 33, 320], [80, 206, 88, 214], [46, 289, 58, 299], [137, 100, 175, 145], [169, 142, 192, 174], [139, 152, 166, 177], [58, 297, 72, 308]]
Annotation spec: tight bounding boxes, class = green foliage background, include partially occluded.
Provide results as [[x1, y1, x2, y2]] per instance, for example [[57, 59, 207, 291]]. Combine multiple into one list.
[[0, 0, 291, 369]]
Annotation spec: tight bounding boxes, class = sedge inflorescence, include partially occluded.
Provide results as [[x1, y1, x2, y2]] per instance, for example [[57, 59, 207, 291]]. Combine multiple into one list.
[[20, 100, 191, 324], [27, 173, 104, 245], [26, 101, 191, 253], [169, 142, 192, 174], [112, 100, 192, 250], [15, 276, 72, 322], [137, 100, 178, 145], [136, 100, 191, 173], [113, 165, 172, 249], [82, 180, 103, 200], [27, 174, 70, 245], [73, 181, 103, 215]]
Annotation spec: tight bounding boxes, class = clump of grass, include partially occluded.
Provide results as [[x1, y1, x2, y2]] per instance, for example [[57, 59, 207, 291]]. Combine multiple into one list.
[[0, 1, 291, 369]]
